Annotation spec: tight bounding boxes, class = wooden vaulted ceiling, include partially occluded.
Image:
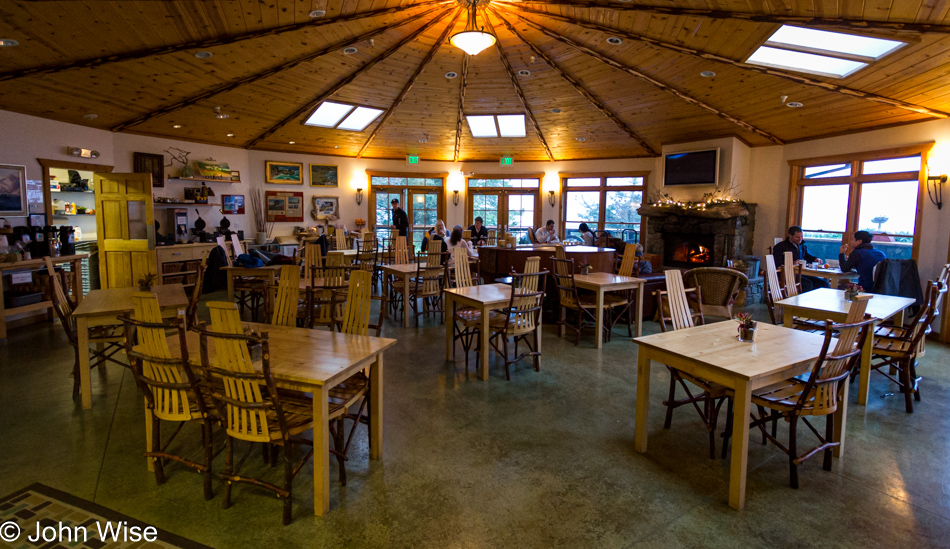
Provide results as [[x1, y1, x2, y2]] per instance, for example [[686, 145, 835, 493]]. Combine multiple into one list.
[[1, 0, 950, 162]]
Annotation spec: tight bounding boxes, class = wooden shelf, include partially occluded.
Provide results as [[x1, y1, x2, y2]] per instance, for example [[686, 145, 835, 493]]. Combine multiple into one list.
[[167, 177, 238, 184], [153, 202, 221, 208], [53, 212, 96, 217], [162, 270, 197, 277], [51, 189, 95, 194]]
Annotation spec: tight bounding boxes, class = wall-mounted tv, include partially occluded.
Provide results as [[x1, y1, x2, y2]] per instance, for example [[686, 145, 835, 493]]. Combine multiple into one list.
[[664, 149, 720, 186]]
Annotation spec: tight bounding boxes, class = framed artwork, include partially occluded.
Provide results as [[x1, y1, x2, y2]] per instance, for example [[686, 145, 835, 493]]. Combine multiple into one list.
[[311, 196, 339, 220], [133, 152, 165, 188], [310, 164, 338, 187], [0, 163, 28, 216], [265, 161, 303, 184], [230, 170, 241, 182], [196, 160, 231, 179], [221, 194, 245, 215], [265, 190, 304, 222]]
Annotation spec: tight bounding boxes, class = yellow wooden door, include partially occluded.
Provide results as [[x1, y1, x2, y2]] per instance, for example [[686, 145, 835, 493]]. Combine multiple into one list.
[[94, 172, 155, 289]]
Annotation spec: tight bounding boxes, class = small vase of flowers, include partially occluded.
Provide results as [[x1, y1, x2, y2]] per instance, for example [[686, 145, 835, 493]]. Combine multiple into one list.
[[844, 283, 863, 301], [735, 312, 757, 342], [579, 262, 592, 275], [137, 273, 157, 292]]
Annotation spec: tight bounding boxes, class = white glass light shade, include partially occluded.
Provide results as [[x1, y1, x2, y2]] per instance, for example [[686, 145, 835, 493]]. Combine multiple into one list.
[[451, 30, 496, 56]]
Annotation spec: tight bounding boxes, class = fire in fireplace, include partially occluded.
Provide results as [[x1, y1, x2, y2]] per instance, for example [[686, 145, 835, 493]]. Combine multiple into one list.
[[663, 233, 716, 268], [672, 242, 711, 264]]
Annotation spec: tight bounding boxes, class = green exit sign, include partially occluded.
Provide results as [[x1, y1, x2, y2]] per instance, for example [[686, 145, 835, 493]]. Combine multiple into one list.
[[499, 156, 514, 166], [406, 155, 420, 165]]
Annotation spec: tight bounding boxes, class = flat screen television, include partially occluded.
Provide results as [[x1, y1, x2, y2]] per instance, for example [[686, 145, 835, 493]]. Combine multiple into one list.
[[664, 149, 719, 186]]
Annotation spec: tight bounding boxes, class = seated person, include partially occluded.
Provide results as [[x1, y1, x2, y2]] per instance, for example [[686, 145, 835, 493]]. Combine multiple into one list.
[[577, 222, 595, 246], [535, 219, 560, 244], [772, 225, 828, 292], [633, 243, 652, 274], [839, 230, 886, 290], [446, 226, 478, 267], [468, 216, 489, 246], [421, 220, 447, 254]]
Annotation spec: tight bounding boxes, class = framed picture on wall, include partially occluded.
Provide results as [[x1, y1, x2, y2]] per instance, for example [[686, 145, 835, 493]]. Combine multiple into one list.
[[222, 194, 245, 215], [309, 164, 338, 187], [133, 152, 165, 188], [0, 163, 28, 216], [265, 191, 304, 222], [265, 161, 303, 184], [311, 196, 339, 220]]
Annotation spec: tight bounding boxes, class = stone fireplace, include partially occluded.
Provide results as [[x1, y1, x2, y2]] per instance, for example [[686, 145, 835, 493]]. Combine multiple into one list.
[[638, 202, 756, 268]]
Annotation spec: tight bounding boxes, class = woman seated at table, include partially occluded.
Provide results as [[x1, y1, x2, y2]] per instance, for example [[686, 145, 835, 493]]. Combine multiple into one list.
[[577, 223, 595, 246], [446, 226, 478, 267], [421, 220, 447, 253]]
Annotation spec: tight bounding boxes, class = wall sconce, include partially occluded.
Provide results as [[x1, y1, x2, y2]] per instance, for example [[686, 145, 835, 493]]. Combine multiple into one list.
[[928, 173, 947, 209], [548, 190, 556, 207], [68, 147, 99, 159], [355, 188, 364, 206], [453, 190, 460, 206]]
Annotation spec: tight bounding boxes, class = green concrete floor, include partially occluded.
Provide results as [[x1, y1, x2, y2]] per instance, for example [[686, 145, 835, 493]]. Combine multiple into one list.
[[1, 293, 948, 548]]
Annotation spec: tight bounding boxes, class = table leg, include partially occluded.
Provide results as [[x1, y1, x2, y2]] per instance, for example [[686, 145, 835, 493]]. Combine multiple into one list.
[[313, 385, 330, 516], [402, 274, 409, 328], [144, 402, 154, 472], [634, 348, 651, 453], [382, 274, 390, 321], [479, 304, 490, 381], [729, 379, 752, 511], [783, 307, 794, 328], [857, 320, 875, 406], [0, 272, 6, 340], [833, 377, 849, 458], [77, 316, 92, 409], [370, 354, 383, 460], [535, 311, 542, 369], [445, 295, 455, 361], [226, 272, 235, 304], [595, 289, 604, 349], [635, 283, 644, 337]]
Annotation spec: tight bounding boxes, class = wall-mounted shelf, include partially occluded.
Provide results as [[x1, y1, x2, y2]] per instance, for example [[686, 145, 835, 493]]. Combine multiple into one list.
[[51, 189, 95, 194], [167, 177, 238, 184], [53, 213, 96, 217], [153, 202, 222, 208]]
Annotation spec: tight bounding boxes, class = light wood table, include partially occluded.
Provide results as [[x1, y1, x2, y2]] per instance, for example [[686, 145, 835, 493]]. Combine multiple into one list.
[[0, 254, 87, 340], [156, 322, 396, 516], [71, 284, 188, 409], [444, 283, 518, 381], [634, 322, 830, 510], [380, 263, 420, 328], [800, 266, 859, 288], [222, 265, 281, 304], [572, 273, 646, 348], [777, 288, 916, 407]]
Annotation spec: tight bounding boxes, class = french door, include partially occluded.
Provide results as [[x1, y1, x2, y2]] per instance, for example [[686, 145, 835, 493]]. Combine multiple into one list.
[[468, 190, 540, 244]]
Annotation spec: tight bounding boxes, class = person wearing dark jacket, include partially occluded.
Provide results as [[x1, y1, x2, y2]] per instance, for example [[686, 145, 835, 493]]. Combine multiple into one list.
[[468, 217, 489, 246], [391, 198, 409, 237], [773, 226, 828, 292], [839, 230, 886, 290]]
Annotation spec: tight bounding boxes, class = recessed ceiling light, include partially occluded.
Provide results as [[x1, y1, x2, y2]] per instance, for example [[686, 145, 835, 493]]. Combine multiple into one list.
[[786, 101, 804, 108], [172, 124, 182, 129], [334, 145, 339, 149], [700, 70, 716, 78], [214, 106, 228, 119], [606, 37, 623, 45], [445, 71, 458, 79], [0, 39, 19, 47], [518, 70, 531, 76], [226, 133, 235, 137], [551, 108, 562, 114], [576, 137, 587, 142], [419, 138, 428, 143], [343, 46, 358, 55], [308, 9, 326, 18], [289, 141, 296, 144], [194, 51, 212, 59], [82, 113, 98, 120]]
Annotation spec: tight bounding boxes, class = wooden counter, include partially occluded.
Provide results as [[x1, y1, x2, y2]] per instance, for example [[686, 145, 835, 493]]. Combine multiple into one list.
[[0, 254, 87, 340], [477, 245, 616, 280]]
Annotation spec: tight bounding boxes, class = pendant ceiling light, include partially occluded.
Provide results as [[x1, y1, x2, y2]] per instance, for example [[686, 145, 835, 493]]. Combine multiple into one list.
[[450, 1, 496, 56]]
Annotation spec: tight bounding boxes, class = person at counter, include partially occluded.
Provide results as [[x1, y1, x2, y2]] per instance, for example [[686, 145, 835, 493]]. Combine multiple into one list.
[[577, 223, 595, 246], [773, 225, 828, 292], [468, 216, 489, 246], [535, 220, 560, 244], [839, 230, 886, 290]]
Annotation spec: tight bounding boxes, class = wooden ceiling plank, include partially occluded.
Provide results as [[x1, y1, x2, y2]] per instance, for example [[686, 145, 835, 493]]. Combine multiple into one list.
[[111, 7, 444, 132], [505, 9, 786, 144], [246, 8, 455, 149], [357, 9, 463, 158], [494, 0, 950, 33], [0, 1, 446, 84], [492, 8, 657, 156], [508, 5, 950, 120], [454, 54, 471, 162]]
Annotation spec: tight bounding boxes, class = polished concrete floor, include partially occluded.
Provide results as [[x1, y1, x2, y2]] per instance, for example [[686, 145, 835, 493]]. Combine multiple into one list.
[[1, 294, 948, 548]]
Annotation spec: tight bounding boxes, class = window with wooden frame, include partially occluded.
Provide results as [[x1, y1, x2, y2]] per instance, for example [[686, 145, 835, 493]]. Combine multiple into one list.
[[466, 176, 541, 244], [368, 172, 445, 250], [786, 144, 931, 262], [560, 173, 647, 244]]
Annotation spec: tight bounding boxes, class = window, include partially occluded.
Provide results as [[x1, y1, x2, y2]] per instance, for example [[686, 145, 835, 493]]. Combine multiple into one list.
[[466, 176, 541, 244], [789, 147, 927, 261], [305, 101, 384, 131], [561, 174, 646, 244], [746, 25, 904, 78], [368, 172, 445, 250]]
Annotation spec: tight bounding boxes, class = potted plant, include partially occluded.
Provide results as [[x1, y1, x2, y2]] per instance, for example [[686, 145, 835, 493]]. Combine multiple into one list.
[[578, 261, 592, 275], [137, 272, 157, 291], [844, 283, 863, 301], [735, 312, 757, 342]]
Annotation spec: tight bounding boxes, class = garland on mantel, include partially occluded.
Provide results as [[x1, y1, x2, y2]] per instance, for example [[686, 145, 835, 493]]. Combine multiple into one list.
[[644, 178, 748, 211]]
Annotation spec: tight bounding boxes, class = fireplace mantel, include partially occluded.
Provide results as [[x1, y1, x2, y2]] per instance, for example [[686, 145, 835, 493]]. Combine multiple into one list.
[[637, 203, 750, 220], [638, 202, 756, 268]]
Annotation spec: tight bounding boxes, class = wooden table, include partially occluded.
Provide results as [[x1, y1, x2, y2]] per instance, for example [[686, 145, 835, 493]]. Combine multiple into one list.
[[155, 322, 396, 516], [444, 283, 519, 381], [800, 266, 859, 288], [777, 288, 916, 407], [380, 263, 420, 328], [634, 322, 830, 510], [222, 265, 281, 303], [71, 284, 188, 409], [477, 245, 614, 282], [572, 273, 646, 348], [0, 254, 86, 340]]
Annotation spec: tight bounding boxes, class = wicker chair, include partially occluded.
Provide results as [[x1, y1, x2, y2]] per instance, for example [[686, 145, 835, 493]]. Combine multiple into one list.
[[683, 267, 749, 318]]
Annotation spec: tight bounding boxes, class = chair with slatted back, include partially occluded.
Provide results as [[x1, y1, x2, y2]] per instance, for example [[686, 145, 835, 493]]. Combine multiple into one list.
[[486, 230, 497, 246], [302, 242, 323, 280], [218, 235, 266, 321], [617, 243, 641, 277], [451, 246, 484, 372], [44, 256, 126, 397], [392, 236, 409, 265], [462, 229, 472, 241], [783, 251, 802, 298], [654, 269, 729, 459], [386, 236, 411, 318], [357, 232, 380, 289], [488, 270, 548, 380], [408, 251, 446, 325], [764, 254, 785, 324], [308, 253, 349, 330], [265, 265, 301, 328], [555, 244, 566, 260], [871, 281, 940, 413], [736, 296, 875, 488], [185, 261, 207, 328], [335, 229, 348, 251], [917, 264, 949, 358], [119, 292, 219, 500], [230, 234, 244, 258], [603, 243, 643, 337], [551, 257, 608, 345]]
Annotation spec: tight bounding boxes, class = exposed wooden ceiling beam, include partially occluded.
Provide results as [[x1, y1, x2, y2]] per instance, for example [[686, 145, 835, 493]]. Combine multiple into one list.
[[508, 5, 950, 120], [487, 20, 555, 161], [111, 8, 442, 132], [357, 10, 463, 159], [247, 9, 456, 149], [501, 9, 784, 145], [492, 9, 657, 157], [495, 0, 950, 34], [454, 55, 471, 163], [0, 1, 450, 84]]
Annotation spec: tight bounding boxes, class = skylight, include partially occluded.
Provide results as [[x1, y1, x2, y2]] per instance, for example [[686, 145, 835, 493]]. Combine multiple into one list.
[[305, 101, 384, 132], [466, 115, 498, 138], [745, 25, 905, 79], [496, 114, 526, 137], [465, 114, 527, 138]]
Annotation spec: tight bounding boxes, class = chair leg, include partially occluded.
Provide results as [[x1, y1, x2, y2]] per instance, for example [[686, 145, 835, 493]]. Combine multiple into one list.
[[222, 437, 233, 509], [705, 396, 716, 460], [721, 398, 734, 459], [901, 358, 914, 413], [202, 420, 213, 500], [335, 419, 347, 486], [822, 415, 834, 472], [71, 350, 81, 398], [788, 416, 799, 489], [663, 375, 676, 429], [282, 443, 293, 525], [504, 336, 511, 381], [152, 416, 166, 486]]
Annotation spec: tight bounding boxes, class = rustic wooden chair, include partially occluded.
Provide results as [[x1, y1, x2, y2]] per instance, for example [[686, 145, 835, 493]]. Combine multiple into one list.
[[357, 232, 380, 289], [603, 242, 643, 337], [782, 251, 802, 298], [486, 230, 497, 246], [551, 256, 608, 345], [871, 281, 940, 413], [655, 269, 730, 459], [616, 243, 641, 277], [488, 270, 548, 380], [917, 264, 949, 358], [44, 256, 126, 397], [764, 254, 785, 324], [462, 229, 472, 240], [451, 246, 487, 372], [737, 295, 874, 488], [308, 253, 349, 330], [334, 229, 348, 251], [265, 265, 301, 328], [217, 235, 266, 321], [683, 267, 749, 318], [120, 292, 219, 500], [185, 260, 207, 328], [408, 251, 446, 325], [386, 236, 412, 318]]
